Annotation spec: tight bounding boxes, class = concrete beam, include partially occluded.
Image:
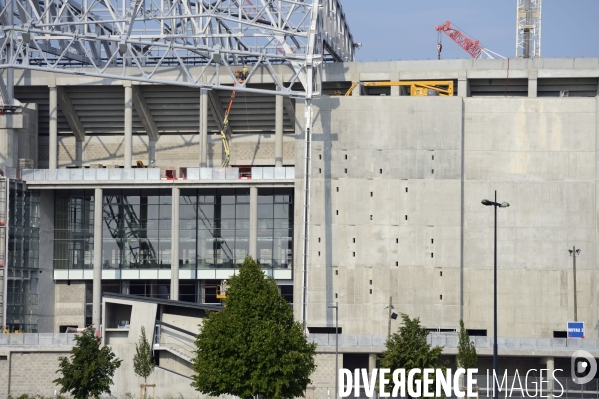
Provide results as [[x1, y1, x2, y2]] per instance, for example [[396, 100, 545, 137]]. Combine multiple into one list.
[[57, 87, 85, 142], [206, 90, 231, 137], [132, 85, 159, 142], [283, 96, 296, 126]]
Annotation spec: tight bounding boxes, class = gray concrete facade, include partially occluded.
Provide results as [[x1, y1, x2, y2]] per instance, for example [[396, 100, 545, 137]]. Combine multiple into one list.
[[1, 57, 599, 397], [293, 92, 599, 339]]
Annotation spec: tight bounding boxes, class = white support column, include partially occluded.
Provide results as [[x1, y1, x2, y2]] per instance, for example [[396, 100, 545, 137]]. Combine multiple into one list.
[[148, 140, 156, 166], [528, 70, 538, 98], [275, 95, 284, 167], [49, 84, 58, 169], [249, 186, 258, 259], [170, 187, 180, 300], [544, 356, 554, 399], [368, 354, 377, 373], [93, 188, 103, 333], [200, 89, 208, 167], [390, 73, 400, 96], [75, 140, 83, 167], [124, 83, 133, 168], [458, 73, 469, 98]]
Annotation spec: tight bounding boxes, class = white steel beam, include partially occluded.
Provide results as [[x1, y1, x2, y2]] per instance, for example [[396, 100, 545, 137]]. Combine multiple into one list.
[[0, 0, 356, 100], [57, 87, 86, 142], [131, 85, 159, 142]]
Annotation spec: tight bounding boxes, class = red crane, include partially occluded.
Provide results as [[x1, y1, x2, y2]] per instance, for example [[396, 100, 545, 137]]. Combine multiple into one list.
[[435, 21, 504, 60]]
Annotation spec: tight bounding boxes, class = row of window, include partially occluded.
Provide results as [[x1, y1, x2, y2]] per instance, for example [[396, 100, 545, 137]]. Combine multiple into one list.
[[55, 188, 293, 270]]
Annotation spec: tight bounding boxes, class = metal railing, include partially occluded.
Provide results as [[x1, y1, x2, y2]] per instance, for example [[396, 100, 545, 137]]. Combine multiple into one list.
[[309, 333, 599, 352], [20, 167, 295, 182], [0, 333, 78, 345]]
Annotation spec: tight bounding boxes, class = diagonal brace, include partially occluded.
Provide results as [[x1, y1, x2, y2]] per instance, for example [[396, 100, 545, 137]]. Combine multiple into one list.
[[283, 96, 296, 126], [132, 85, 159, 141], [57, 87, 85, 141], [207, 90, 231, 137]]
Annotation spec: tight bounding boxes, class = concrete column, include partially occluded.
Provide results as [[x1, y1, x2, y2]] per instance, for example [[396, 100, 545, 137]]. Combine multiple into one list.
[[148, 140, 156, 166], [368, 354, 377, 373], [275, 95, 284, 167], [458, 75, 469, 98], [528, 71, 538, 97], [199, 89, 208, 167], [170, 187, 180, 300], [249, 186, 258, 259], [0, 121, 16, 168], [124, 83, 133, 168], [49, 85, 58, 169], [75, 140, 83, 167], [92, 188, 103, 333], [351, 84, 361, 97], [390, 73, 400, 96], [544, 356, 554, 399]]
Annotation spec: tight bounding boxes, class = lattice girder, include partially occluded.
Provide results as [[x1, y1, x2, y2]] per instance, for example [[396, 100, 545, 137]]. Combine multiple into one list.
[[0, 0, 355, 105]]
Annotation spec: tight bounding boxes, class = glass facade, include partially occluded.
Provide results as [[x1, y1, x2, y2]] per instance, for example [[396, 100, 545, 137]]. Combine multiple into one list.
[[102, 189, 172, 269], [257, 188, 293, 268], [180, 188, 250, 269], [54, 190, 95, 269], [52, 187, 293, 272], [6, 181, 40, 332]]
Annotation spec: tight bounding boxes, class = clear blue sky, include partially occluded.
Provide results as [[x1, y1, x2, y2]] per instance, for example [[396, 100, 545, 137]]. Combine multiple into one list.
[[340, 0, 599, 61]]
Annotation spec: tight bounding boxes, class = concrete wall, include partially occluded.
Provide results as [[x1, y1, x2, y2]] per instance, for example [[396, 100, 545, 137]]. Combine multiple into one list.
[[463, 97, 598, 338], [54, 282, 86, 332], [294, 94, 599, 339], [0, 349, 66, 398]]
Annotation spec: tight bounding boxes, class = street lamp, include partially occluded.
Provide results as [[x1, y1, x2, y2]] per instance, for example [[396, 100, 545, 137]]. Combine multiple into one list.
[[328, 302, 338, 399], [481, 191, 509, 399], [568, 247, 581, 322]]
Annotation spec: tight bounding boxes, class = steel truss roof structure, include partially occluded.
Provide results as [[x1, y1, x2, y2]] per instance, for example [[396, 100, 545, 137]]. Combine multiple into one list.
[[0, 0, 356, 106]]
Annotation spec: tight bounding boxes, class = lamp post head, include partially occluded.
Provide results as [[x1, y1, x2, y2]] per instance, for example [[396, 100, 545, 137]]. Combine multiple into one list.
[[569, 249, 581, 256], [499, 202, 510, 208], [481, 199, 494, 206]]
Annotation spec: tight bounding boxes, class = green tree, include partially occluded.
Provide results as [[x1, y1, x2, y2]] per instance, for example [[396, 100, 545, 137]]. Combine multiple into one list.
[[379, 314, 446, 397], [54, 327, 122, 399], [191, 256, 316, 399], [457, 319, 478, 369], [133, 326, 156, 388]]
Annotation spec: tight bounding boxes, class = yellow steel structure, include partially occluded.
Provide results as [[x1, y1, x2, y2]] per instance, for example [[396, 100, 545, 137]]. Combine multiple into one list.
[[345, 81, 454, 97]]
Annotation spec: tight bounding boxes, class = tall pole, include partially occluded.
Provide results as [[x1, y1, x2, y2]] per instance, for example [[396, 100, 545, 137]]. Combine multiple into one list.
[[335, 301, 338, 399], [493, 190, 498, 399], [573, 246, 577, 322], [328, 302, 338, 399], [387, 296, 392, 341]]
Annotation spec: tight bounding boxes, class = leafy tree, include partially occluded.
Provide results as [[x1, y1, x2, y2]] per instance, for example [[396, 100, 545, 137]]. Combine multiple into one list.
[[192, 256, 316, 399], [457, 319, 478, 369], [133, 326, 156, 388], [379, 314, 446, 397], [54, 327, 122, 399]]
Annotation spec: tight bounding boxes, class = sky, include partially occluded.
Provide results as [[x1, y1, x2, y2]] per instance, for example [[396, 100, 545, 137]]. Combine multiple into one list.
[[339, 0, 599, 62]]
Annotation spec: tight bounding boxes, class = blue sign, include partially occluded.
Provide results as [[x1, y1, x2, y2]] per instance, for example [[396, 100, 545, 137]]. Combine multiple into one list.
[[568, 322, 585, 338]]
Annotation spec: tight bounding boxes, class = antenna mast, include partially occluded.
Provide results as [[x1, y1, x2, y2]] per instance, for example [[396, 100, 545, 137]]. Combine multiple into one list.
[[516, 0, 542, 58]]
